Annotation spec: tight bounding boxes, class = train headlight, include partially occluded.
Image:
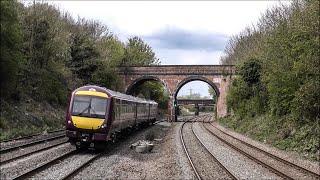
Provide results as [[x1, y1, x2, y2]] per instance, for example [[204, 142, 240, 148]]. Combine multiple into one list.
[[68, 120, 71, 124], [101, 124, 106, 128]]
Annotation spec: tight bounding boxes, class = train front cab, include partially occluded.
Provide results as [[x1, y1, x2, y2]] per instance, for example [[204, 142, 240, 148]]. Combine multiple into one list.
[[66, 88, 111, 149]]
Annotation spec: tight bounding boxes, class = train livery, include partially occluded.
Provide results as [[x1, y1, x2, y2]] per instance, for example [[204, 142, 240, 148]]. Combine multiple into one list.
[[65, 85, 158, 149]]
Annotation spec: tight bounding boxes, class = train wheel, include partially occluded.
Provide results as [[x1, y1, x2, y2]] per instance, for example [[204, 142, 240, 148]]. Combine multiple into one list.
[[75, 141, 87, 150], [76, 144, 83, 150], [111, 133, 118, 143]]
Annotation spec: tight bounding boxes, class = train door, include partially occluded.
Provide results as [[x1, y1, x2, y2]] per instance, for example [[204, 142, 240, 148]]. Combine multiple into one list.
[[119, 99, 123, 130], [134, 102, 137, 125], [148, 104, 151, 121]]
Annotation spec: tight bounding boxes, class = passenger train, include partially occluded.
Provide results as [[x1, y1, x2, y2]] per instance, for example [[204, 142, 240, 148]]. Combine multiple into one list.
[[65, 85, 158, 149]]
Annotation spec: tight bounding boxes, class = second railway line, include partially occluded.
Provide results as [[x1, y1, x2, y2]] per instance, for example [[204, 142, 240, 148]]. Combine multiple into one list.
[[180, 121, 236, 180], [1, 114, 318, 179], [202, 122, 320, 180]]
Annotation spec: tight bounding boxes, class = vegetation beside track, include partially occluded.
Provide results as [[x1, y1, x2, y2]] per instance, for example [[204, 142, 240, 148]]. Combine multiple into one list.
[[0, 1, 166, 140], [219, 0, 319, 161], [0, 99, 64, 141], [219, 115, 319, 161]]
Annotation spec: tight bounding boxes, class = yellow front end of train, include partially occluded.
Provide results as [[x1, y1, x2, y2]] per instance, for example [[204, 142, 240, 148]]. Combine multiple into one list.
[[66, 87, 110, 149]]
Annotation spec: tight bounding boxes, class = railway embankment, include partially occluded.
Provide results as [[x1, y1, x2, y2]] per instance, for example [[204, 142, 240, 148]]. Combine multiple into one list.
[[219, 115, 320, 162], [0, 99, 65, 141]]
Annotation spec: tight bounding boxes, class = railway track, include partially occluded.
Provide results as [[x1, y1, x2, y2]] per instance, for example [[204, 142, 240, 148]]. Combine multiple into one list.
[[0, 141, 68, 165], [179, 122, 201, 180], [0, 133, 66, 154], [60, 152, 103, 180], [202, 122, 320, 180], [10, 149, 102, 180], [0, 129, 65, 143], [179, 120, 237, 180], [11, 150, 77, 180]]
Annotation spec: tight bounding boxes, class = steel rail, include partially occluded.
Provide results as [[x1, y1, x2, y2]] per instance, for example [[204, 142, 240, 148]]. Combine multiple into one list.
[[0, 134, 66, 154], [61, 152, 103, 180], [0, 141, 68, 165], [202, 123, 293, 180], [209, 123, 320, 179], [191, 122, 237, 180], [180, 121, 201, 180], [12, 150, 78, 180], [153, 119, 166, 125], [0, 129, 65, 143]]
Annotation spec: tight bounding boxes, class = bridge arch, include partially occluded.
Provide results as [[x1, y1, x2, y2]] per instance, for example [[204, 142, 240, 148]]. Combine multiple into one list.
[[173, 76, 219, 120], [173, 76, 220, 99], [118, 65, 235, 120], [125, 75, 170, 95]]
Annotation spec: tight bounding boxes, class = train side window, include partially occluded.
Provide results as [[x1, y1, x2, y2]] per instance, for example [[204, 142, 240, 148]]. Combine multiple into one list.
[[118, 99, 121, 117], [115, 104, 118, 118], [123, 100, 125, 114]]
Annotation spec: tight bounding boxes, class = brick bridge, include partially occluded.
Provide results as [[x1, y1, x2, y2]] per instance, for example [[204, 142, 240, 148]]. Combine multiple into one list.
[[117, 65, 235, 121], [177, 99, 215, 106]]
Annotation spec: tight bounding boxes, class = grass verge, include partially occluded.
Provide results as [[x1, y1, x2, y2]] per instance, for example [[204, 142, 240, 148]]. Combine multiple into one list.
[[219, 114, 320, 161]]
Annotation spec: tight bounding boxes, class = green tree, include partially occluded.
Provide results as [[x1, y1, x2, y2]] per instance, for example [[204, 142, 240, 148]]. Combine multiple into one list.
[[131, 81, 169, 109], [18, 2, 72, 104], [239, 59, 262, 86], [221, 0, 319, 160], [122, 36, 160, 66], [91, 35, 125, 89], [69, 31, 100, 82], [0, 0, 22, 99]]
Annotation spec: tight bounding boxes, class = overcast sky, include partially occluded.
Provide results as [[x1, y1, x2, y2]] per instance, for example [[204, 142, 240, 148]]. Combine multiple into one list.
[[45, 1, 290, 96]]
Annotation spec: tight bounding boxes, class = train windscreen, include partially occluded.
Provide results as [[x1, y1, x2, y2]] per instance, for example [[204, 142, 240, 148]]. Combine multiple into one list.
[[71, 95, 108, 119]]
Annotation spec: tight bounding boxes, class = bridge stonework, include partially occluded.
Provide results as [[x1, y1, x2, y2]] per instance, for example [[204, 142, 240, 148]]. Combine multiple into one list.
[[117, 65, 235, 121]]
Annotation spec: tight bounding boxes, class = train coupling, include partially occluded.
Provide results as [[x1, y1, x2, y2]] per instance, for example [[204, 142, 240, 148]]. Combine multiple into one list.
[[90, 143, 95, 148], [81, 133, 91, 142]]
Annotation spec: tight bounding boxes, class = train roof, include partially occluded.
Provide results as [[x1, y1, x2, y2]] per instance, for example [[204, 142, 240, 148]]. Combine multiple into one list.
[[74, 85, 158, 105]]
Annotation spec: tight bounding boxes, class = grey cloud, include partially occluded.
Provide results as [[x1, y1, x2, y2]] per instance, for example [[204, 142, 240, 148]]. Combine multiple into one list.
[[143, 27, 228, 51]]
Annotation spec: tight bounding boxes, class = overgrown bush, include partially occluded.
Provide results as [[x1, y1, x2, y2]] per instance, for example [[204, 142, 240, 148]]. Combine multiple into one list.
[[145, 131, 155, 141], [221, 0, 319, 160]]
